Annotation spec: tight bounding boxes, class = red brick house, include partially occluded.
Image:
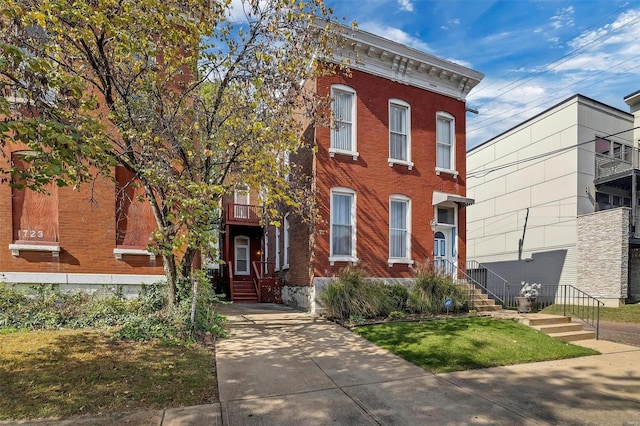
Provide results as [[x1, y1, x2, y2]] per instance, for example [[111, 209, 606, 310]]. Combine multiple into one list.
[[222, 25, 483, 310], [2, 24, 482, 307]]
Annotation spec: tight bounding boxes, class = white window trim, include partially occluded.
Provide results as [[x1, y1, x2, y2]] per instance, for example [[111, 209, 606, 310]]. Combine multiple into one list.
[[275, 225, 281, 271], [388, 99, 413, 170], [435, 111, 457, 176], [329, 187, 358, 265], [283, 213, 290, 270], [388, 195, 412, 266], [329, 84, 359, 160]]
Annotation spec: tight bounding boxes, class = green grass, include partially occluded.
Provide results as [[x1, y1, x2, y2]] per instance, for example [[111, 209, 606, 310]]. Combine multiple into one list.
[[353, 317, 599, 374], [0, 329, 217, 420], [540, 303, 640, 323]]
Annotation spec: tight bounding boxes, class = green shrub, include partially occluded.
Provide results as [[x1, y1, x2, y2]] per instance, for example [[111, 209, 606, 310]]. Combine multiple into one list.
[[387, 310, 407, 321], [320, 268, 392, 320], [407, 264, 469, 315], [384, 283, 410, 312], [0, 278, 226, 343]]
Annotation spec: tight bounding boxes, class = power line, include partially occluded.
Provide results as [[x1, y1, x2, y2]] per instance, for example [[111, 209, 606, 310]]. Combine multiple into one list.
[[467, 126, 640, 178], [468, 57, 640, 134], [469, 2, 633, 99]]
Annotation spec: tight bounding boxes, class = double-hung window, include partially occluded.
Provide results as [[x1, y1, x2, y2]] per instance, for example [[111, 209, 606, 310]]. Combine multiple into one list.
[[436, 112, 456, 174], [389, 195, 412, 265], [330, 188, 357, 264], [388, 100, 413, 169], [330, 85, 358, 159]]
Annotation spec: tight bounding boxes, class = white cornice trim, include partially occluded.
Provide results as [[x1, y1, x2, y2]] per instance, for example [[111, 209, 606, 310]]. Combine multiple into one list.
[[321, 21, 484, 101]]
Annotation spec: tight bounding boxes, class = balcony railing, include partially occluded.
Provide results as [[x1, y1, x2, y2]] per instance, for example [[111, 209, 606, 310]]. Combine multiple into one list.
[[595, 150, 639, 181], [225, 203, 262, 224]]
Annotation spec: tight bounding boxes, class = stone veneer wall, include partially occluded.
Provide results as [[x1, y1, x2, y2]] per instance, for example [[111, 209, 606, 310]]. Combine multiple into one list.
[[577, 208, 629, 304]]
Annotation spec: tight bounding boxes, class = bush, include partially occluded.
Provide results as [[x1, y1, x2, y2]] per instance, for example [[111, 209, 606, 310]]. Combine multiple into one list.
[[320, 268, 393, 321], [0, 278, 226, 344], [407, 264, 469, 315]]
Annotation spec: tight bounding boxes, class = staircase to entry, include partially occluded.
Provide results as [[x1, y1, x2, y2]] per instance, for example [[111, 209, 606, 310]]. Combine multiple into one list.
[[231, 280, 258, 303]]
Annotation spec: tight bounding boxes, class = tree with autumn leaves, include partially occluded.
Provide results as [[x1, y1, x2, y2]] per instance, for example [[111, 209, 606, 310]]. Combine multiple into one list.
[[0, 0, 344, 307]]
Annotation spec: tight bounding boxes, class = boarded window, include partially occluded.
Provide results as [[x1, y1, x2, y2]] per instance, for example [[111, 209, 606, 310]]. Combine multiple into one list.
[[115, 166, 156, 247], [11, 152, 59, 243]]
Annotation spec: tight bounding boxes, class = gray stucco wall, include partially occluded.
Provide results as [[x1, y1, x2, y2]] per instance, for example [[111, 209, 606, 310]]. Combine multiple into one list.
[[577, 208, 629, 303]]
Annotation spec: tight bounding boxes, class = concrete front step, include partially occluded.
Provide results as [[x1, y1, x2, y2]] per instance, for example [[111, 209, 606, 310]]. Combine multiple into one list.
[[547, 330, 597, 342], [534, 323, 584, 334], [476, 305, 502, 312], [506, 313, 595, 342]]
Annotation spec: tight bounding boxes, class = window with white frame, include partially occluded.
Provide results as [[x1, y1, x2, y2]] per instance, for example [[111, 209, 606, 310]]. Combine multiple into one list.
[[389, 195, 411, 264], [283, 213, 290, 269], [330, 188, 357, 263], [330, 85, 358, 159], [436, 112, 455, 172], [389, 100, 412, 169]]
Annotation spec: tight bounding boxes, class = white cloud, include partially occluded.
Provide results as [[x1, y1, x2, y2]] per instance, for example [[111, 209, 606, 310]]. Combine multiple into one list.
[[397, 0, 414, 12], [550, 6, 575, 30], [359, 21, 431, 53]]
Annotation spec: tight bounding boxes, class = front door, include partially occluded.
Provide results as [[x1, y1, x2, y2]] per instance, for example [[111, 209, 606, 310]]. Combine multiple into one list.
[[234, 236, 250, 276], [434, 227, 455, 274]]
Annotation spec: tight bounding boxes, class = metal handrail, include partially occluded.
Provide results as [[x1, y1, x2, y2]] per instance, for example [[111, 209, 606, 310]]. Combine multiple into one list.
[[465, 260, 507, 305], [435, 259, 505, 308], [504, 283, 603, 339]]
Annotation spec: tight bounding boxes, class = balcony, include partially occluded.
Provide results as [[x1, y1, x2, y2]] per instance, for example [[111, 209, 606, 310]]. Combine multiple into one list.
[[225, 203, 262, 226], [594, 149, 640, 189]]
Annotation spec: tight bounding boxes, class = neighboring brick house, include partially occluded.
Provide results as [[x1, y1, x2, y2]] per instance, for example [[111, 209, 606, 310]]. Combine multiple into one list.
[[1, 133, 164, 295], [467, 93, 640, 307], [223, 25, 483, 311]]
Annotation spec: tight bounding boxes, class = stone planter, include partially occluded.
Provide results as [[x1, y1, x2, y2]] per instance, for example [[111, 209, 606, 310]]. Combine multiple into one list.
[[516, 296, 535, 313]]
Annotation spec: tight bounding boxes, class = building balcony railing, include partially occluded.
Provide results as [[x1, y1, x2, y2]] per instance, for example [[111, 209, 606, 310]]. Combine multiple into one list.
[[595, 150, 639, 182], [225, 203, 262, 225]]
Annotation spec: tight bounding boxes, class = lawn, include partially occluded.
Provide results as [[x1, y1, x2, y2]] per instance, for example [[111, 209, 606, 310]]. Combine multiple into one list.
[[540, 303, 640, 323], [0, 329, 217, 420], [353, 317, 599, 373]]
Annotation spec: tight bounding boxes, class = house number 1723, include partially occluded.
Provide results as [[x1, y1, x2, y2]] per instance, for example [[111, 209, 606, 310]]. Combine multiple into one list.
[[18, 229, 44, 239]]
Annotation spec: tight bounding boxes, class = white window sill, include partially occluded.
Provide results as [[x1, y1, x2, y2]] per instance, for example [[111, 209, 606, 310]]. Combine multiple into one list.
[[388, 159, 414, 170], [113, 248, 156, 261], [282, 264, 290, 270], [388, 258, 414, 267], [435, 167, 458, 178], [9, 243, 60, 258], [329, 255, 359, 266], [329, 148, 359, 161]]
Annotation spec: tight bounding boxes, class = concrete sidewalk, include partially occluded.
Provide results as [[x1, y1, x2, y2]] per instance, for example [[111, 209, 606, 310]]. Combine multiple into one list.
[[4, 304, 640, 425], [215, 304, 640, 425]]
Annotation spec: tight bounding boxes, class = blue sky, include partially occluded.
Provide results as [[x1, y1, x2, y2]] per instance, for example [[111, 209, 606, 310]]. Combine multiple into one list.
[[325, 0, 640, 149]]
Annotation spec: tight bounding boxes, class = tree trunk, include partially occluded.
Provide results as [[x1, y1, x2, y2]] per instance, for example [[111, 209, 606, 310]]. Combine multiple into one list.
[[164, 254, 179, 308]]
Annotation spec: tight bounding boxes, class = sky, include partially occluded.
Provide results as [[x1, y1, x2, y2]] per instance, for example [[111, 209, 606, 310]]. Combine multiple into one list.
[[324, 0, 640, 150]]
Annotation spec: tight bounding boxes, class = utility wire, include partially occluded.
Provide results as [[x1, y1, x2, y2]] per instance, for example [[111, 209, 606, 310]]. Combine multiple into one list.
[[468, 126, 640, 178], [468, 57, 640, 133], [469, 2, 633, 99]]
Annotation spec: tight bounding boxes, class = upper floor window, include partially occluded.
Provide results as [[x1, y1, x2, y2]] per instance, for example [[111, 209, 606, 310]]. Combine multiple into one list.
[[234, 184, 250, 219], [389, 195, 411, 264], [389, 100, 413, 170], [596, 137, 632, 162], [330, 187, 357, 263], [330, 85, 358, 159], [436, 112, 455, 173]]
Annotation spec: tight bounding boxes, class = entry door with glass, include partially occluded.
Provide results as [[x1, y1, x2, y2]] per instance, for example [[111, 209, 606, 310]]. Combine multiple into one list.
[[234, 236, 250, 276]]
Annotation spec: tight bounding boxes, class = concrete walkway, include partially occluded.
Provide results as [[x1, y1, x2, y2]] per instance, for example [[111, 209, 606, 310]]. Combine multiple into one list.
[[4, 304, 640, 425], [215, 304, 640, 425]]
